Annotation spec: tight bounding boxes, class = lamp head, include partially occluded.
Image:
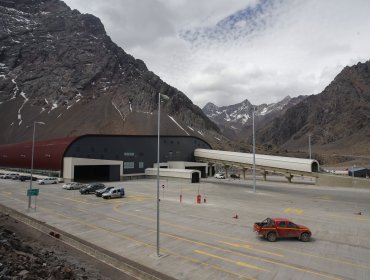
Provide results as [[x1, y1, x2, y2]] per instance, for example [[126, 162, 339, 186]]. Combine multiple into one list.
[[160, 94, 170, 101]]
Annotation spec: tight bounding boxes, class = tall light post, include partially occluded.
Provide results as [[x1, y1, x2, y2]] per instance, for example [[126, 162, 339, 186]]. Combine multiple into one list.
[[308, 134, 312, 159], [156, 93, 169, 257], [252, 107, 256, 193], [28, 121, 45, 210]]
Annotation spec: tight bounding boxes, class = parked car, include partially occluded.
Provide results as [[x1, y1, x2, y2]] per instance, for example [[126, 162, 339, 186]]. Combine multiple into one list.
[[11, 174, 21, 180], [95, 186, 114, 197], [38, 177, 58, 185], [102, 187, 125, 199], [62, 182, 84, 190], [19, 175, 38, 182], [214, 173, 225, 179], [253, 217, 311, 242], [1, 173, 19, 179], [79, 183, 105, 194], [230, 173, 240, 179]]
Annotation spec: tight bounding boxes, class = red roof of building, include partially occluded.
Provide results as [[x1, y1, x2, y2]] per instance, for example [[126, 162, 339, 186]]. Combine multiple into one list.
[[0, 136, 78, 171]]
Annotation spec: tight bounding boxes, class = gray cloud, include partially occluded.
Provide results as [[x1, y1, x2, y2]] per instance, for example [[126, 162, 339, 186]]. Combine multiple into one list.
[[64, 0, 370, 107]]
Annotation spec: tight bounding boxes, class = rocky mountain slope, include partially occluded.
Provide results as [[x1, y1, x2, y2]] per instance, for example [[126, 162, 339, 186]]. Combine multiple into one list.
[[258, 61, 370, 157], [202, 61, 370, 162], [202, 95, 306, 140], [0, 0, 225, 147]]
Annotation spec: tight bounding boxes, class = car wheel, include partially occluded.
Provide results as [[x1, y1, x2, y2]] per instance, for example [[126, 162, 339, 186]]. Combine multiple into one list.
[[267, 232, 277, 242], [300, 232, 310, 242], [40, 182, 44, 185]]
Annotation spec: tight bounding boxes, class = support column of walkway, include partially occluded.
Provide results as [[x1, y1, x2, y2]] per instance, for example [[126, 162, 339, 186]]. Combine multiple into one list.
[[243, 168, 247, 180], [261, 170, 268, 181], [285, 174, 293, 183], [224, 165, 230, 178]]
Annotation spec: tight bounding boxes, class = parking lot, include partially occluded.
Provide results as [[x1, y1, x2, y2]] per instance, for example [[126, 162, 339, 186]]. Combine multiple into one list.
[[0, 175, 369, 280]]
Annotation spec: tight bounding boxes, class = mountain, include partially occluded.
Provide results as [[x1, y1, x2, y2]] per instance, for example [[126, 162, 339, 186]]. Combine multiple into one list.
[[258, 61, 370, 158], [0, 0, 226, 148], [202, 95, 306, 140]]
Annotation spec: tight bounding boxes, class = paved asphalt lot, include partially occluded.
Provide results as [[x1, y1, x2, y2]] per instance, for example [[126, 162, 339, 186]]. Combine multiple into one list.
[[0, 176, 369, 280]]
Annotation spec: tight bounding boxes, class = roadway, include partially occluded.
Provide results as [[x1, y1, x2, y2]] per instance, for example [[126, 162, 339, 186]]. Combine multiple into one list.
[[0, 176, 369, 280]]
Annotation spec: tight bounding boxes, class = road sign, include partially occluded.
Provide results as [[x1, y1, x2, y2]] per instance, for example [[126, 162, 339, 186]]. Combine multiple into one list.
[[27, 189, 39, 197]]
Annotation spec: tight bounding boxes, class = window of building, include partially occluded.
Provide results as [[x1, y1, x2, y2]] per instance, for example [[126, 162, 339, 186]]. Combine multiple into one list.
[[124, 162, 134, 169], [124, 152, 135, 157], [139, 162, 144, 168]]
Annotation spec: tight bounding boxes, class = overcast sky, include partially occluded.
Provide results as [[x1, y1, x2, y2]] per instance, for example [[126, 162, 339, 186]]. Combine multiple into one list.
[[63, 0, 370, 108]]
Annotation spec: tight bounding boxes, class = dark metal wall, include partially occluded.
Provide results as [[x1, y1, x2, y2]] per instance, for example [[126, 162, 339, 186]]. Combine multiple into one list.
[[64, 135, 211, 175], [74, 165, 121, 181]]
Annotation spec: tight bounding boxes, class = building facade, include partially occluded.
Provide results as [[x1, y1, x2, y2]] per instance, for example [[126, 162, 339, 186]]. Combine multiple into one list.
[[0, 135, 211, 181]]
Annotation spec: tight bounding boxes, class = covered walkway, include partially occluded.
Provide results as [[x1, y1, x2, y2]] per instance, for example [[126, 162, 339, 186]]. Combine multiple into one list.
[[194, 149, 319, 183]]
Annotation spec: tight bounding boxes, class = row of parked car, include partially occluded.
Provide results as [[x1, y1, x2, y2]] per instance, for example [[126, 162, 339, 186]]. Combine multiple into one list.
[[62, 182, 125, 199], [0, 173, 35, 181], [0, 173, 59, 184], [1, 172, 124, 199]]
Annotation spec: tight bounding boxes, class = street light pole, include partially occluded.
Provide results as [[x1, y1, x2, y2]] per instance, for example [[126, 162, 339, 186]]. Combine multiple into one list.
[[252, 107, 256, 193], [155, 93, 169, 257], [156, 92, 161, 257], [308, 134, 312, 159], [28, 121, 45, 210]]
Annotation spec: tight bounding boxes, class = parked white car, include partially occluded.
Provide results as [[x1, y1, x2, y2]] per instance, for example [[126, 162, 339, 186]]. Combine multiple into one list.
[[214, 173, 225, 179], [38, 177, 58, 185], [62, 182, 83, 190], [0, 173, 19, 179]]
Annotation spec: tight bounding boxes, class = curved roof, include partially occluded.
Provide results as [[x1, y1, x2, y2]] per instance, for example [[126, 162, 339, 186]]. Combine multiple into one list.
[[194, 149, 319, 173], [0, 135, 212, 171], [0, 137, 78, 171]]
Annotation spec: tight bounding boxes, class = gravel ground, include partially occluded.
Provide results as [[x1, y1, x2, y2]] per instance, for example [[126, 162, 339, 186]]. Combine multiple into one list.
[[0, 212, 128, 280]]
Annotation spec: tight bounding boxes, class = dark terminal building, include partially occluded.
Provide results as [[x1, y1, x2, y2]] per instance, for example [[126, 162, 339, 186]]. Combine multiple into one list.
[[0, 135, 212, 182]]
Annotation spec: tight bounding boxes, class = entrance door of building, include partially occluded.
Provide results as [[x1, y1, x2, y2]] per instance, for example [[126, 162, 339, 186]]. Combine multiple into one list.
[[191, 172, 200, 183], [74, 165, 120, 181]]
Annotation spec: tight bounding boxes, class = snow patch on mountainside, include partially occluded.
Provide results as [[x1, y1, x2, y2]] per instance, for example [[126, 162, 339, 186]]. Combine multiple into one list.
[[169, 115, 189, 135], [112, 101, 125, 121], [17, 92, 28, 125]]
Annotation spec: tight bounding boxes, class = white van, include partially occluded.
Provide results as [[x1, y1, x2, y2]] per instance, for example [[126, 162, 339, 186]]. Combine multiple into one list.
[[102, 187, 125, 199]]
